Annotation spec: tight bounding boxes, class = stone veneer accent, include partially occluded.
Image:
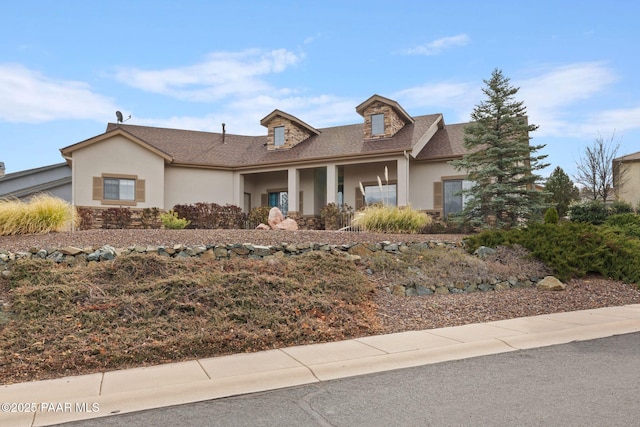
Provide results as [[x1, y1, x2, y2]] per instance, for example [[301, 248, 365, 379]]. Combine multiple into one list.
[[0, 240, 543, 296], [363, 101, 407, 139], [265, 116, 314, 151]]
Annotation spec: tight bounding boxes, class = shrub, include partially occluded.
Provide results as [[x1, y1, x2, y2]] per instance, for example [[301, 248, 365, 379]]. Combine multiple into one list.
[[219, 204, 247, 229], [605, 213, 640, 239], [611, 200, 634, 215], [172, 202, 245, 229], [465, 222, 640, 284], [0, 194, 77, 235], [102, 207, 132, 229], [568, 200, 609, 225], [248, 206, 271, 227], [160, 210, 190, 229], [76, 207, 94, 230], [140, 207, 161, 229], [351, 205, 431, 234], [544, 207, 559, 224], [320, 203, 353, 230]]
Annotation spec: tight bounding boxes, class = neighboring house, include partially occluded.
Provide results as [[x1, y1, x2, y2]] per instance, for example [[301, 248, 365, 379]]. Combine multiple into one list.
[[0, 162, 72, 202], [60, 95, 476, 225], [613, 151, 640, 209]]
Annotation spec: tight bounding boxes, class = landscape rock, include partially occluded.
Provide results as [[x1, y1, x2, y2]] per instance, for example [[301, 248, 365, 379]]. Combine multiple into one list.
[[274, 218, 298, 231], [474, 246, 496, 259], [536, 276, 566, 291], [268, 207, 285, 229]]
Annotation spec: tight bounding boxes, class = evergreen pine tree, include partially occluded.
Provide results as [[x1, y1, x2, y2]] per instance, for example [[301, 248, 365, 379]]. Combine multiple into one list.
[[450, 68, 549, 229], [545, 166, 579, 217]]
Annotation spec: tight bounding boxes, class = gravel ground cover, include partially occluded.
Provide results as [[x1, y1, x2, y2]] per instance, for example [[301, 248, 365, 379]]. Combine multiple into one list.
[[0, 229, 465, 252]]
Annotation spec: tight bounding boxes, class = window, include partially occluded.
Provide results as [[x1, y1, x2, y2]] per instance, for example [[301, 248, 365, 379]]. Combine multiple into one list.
[[103, 178, 135, 201], [268, 191, 288, 215], [371, 113, 384, 136], [274, 126, 285, 146], [442, 180, 472, 218], [363, 183, 396, 206], [93, 174, 145, 205], [443, 180, 462, 218]]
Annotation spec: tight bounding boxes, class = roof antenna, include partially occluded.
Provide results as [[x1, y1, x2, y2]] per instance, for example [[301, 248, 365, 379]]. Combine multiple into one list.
[[222, 123, 226, 144], [116, 111, 131, 123]]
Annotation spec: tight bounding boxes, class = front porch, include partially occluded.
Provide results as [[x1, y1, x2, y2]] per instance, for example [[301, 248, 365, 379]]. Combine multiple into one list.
[[237, 157, 409, 224]]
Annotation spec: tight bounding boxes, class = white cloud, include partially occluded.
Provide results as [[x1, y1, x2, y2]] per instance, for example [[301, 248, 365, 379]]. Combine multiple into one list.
[[0, 64, 117, 123], [115, 48, 303, 102], [392, 81, 479, 121], [516, 62, 619, 137], [400, 34, 470, 56], [138, 94, 359, 136]]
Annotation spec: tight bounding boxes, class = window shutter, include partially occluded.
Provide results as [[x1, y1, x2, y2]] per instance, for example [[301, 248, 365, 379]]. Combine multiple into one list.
[[433, 182, 443, 210], [355, 187, 364, 211], [92, 177, 103, 200], [136, 179, 145, 202], [261, 193, 268, 207]]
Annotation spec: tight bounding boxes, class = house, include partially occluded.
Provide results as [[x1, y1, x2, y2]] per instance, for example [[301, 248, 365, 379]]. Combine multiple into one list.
[[613, 151, 640, 209], [59, 95, 474, 228], [0, 162, 72, 202]]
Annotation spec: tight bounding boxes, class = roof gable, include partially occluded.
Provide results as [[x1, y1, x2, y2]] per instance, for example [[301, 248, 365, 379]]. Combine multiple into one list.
[[60, 127, 174, 164], [355, 94, 415, 124]]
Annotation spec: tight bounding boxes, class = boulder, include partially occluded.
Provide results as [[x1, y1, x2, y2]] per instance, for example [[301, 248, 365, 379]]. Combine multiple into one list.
[[536, 276, 566, 291], [268, 207, 285, 229], [474, 246, 496, 259], [255, 223, 271, 230], [274, 218, 298, 231]]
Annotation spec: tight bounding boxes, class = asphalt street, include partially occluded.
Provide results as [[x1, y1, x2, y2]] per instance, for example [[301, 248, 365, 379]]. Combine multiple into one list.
[[58, 332, 640, 427]]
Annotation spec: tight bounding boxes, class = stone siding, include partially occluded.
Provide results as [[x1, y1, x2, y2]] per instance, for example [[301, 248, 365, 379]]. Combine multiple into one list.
[[363, 102, 406, 139], [265, 117, 313, 150]]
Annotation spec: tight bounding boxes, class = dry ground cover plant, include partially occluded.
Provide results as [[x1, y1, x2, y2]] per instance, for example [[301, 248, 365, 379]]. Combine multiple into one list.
[[1, 242, 639, 385], [0, 252, 380, 384]]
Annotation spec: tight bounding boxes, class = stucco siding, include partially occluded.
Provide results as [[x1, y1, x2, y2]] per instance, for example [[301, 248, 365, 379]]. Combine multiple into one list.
[[72, 135, 165, 208], [619, 162, 640, 208], [164, 167, 235, 209], [409, 160, 462, 210]]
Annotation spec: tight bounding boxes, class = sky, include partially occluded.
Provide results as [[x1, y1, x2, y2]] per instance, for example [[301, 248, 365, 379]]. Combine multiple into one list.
[[1, 0, 639, 180]]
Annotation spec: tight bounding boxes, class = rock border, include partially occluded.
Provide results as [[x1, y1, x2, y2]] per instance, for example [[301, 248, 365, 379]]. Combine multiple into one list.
[[0, 240, 555, 296]]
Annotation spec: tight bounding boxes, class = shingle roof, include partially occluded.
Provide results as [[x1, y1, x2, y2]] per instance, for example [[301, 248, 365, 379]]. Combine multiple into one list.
[[59, 113, 467, 169], [92, 113, 458, 169], [414, 122, 469, 161]]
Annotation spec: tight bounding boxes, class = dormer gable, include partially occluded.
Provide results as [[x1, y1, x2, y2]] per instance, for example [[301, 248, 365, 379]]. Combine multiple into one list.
[[355, 94, 415, 140], [260, 109, 319, 151]]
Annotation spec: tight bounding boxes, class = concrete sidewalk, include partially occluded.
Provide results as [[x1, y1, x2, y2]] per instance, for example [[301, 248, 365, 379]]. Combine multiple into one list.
[[2, 305, 640, 427]]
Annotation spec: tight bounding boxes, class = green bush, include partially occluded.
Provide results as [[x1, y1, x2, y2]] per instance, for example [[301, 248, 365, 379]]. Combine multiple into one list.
[[611, 200, 634, 215], [605, 213, 640, 239], [568, 200, 609, 225], [160, 210, 190, 230], [352, 205, 430, 234], [544, 207, 559, 224], [465, 222, 640, 284]]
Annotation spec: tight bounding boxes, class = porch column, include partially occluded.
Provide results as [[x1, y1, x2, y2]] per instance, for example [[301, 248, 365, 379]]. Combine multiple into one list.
[[232, 172, 244, 208], [287, 167, 299, 216], [326, 164, 338, 205], [397, 155, 409, 208]]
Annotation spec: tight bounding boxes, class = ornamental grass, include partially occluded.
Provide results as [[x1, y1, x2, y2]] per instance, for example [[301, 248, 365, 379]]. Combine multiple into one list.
[[0, 194, 77, 236]]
